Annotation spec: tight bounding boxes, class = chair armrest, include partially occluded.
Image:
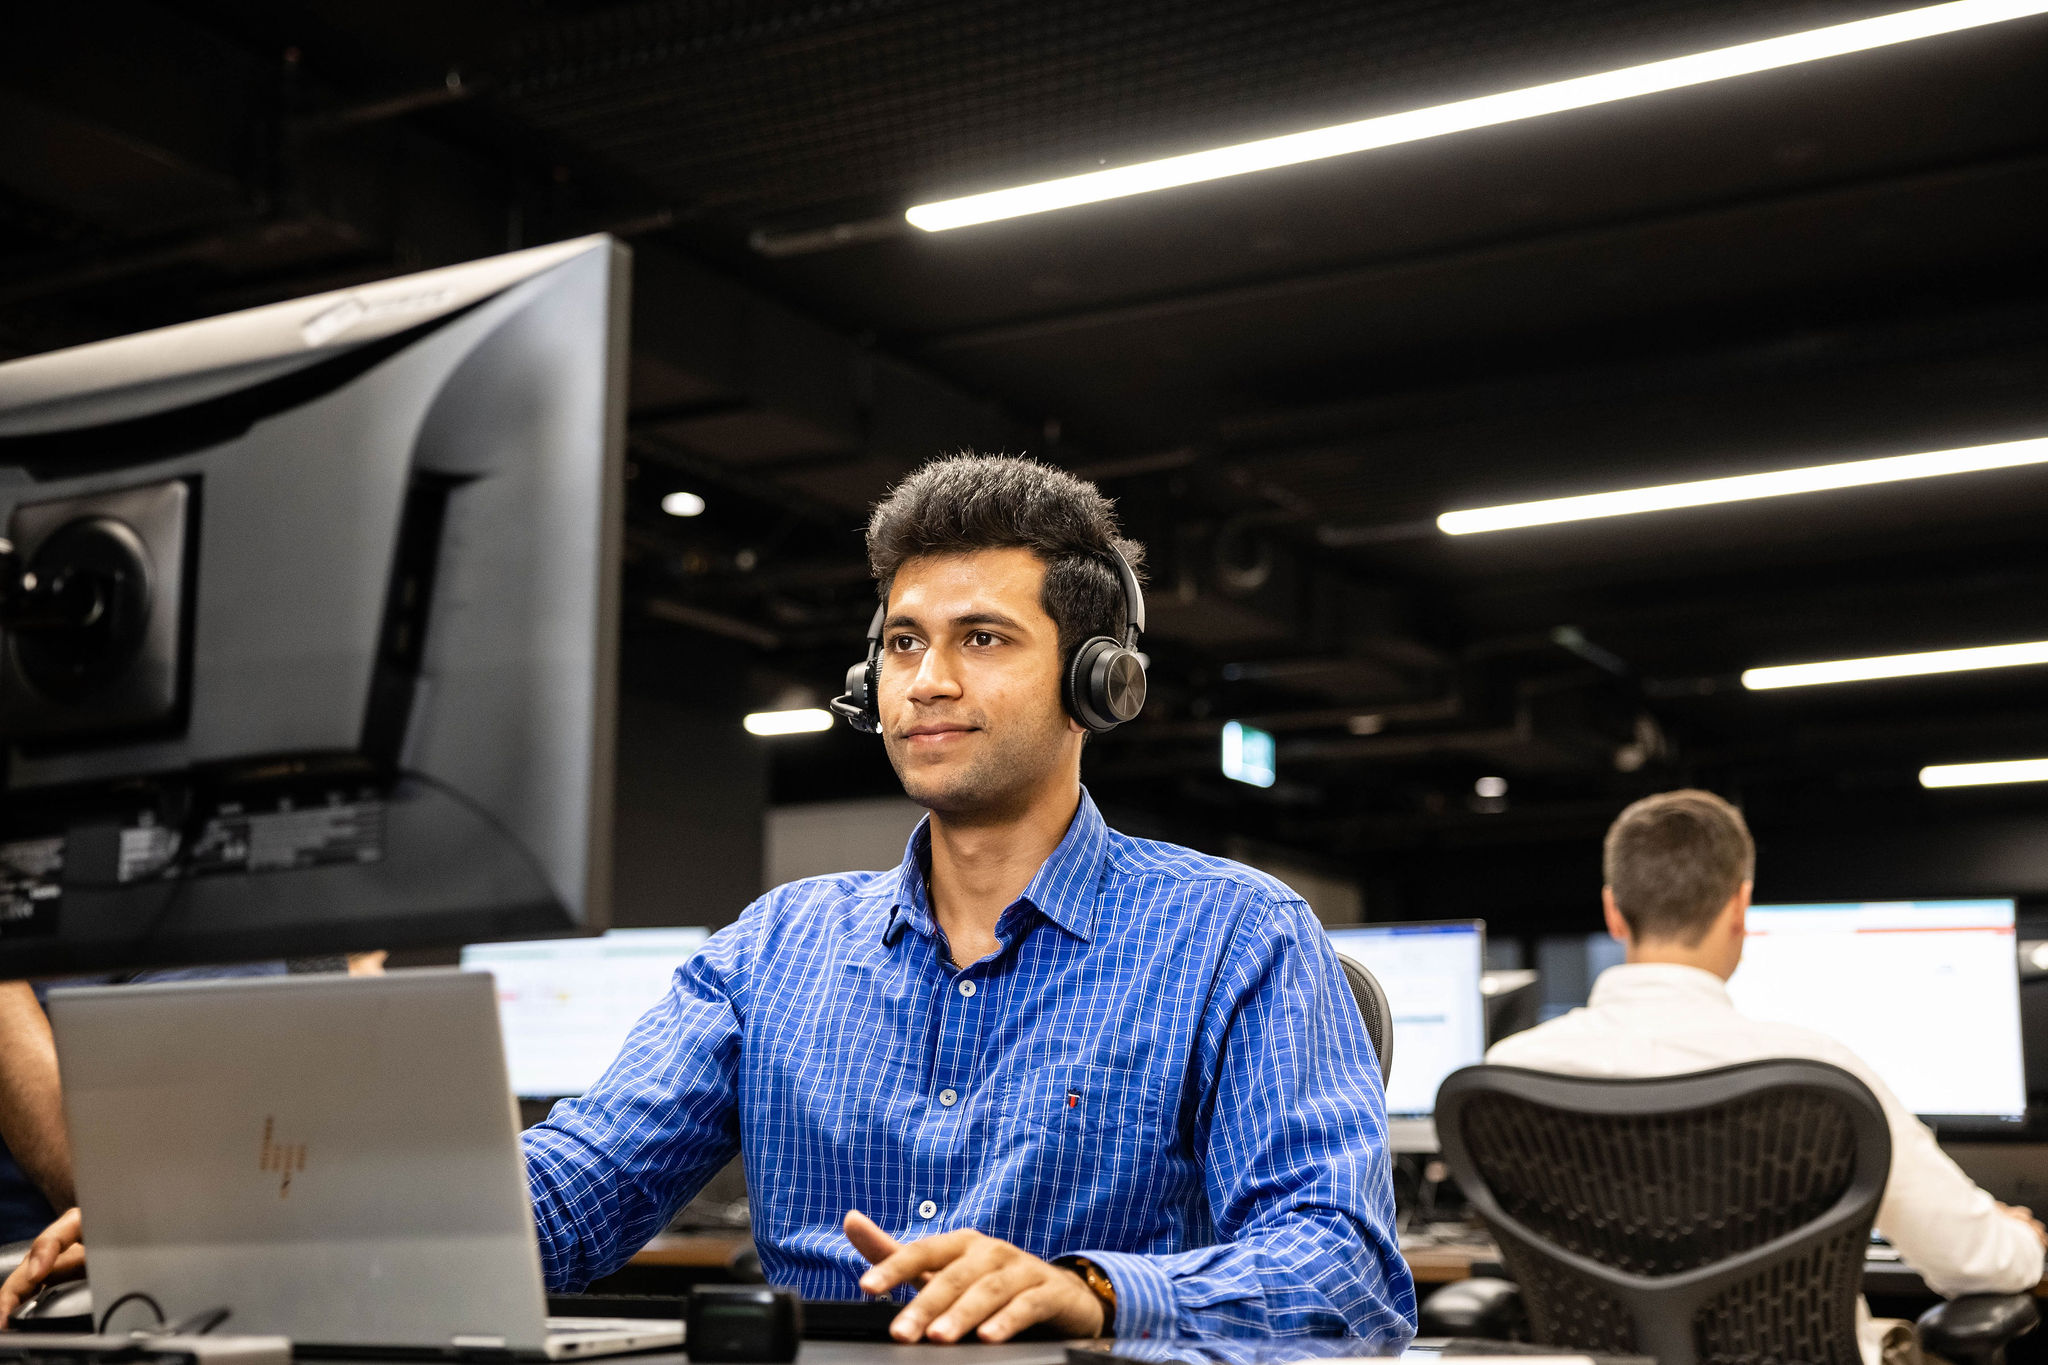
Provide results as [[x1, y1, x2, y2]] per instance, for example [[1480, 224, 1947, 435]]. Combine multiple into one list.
[[1418, 1277, 1529, 1341], [1916, 1294, 2040, 1365]]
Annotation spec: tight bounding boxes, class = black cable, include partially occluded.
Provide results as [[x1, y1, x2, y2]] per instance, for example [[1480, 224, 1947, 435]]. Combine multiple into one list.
[[29, 765, 555, 963], [95, 1290, 165, 1335], [398, 767, 560, 905]]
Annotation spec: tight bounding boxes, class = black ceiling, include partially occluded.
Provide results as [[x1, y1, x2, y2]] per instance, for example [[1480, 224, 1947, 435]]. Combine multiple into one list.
[[4, 0, 2047, 924]]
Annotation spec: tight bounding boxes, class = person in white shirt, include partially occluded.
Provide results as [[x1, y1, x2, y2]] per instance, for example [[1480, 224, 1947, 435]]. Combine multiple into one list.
[[1488, 788, 2044, 1365]]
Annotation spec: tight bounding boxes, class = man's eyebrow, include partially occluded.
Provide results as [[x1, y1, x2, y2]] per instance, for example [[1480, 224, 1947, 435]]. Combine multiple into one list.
[[954, 611, 1024, 630], [881, 610, 1027, 631]]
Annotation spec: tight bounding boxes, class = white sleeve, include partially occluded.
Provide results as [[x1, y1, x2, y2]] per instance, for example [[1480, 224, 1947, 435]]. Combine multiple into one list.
[[1823, 1044, 2042, 1297]]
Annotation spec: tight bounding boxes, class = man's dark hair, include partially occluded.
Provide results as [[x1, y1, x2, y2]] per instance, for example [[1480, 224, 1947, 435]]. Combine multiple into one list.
[[866, 453, 1146, 659], [1603, 789, 1755, 944]]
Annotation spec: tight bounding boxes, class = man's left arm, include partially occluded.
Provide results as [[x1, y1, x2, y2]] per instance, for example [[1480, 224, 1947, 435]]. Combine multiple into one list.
[[1068, 892, 1417, 1342]]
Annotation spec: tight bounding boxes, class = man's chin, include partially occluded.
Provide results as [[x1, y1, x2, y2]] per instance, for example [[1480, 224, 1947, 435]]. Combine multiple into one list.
[[891, 756, 996, 817]]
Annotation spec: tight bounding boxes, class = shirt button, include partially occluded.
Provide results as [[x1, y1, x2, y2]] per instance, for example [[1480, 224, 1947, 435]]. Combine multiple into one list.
[[938, 1088, 958, 1107], [917, 1200, 937, 1220], [958, 980, 977, 998]]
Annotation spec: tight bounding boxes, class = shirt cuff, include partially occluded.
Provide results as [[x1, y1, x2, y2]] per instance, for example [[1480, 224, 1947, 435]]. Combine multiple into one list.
[[1066, 1249, 1176, 1339]]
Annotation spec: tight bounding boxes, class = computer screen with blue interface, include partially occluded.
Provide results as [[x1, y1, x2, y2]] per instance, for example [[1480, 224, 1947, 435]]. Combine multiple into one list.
[[1326, 922, 1487, 1118], [461, 926, 710, 1098], [1727, 899, 2026, 1122]]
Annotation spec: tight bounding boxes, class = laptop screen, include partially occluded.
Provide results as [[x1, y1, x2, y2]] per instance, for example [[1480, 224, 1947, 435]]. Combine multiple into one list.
[[462, 927, 710, 1098], [1325, 921, 1487, 1118], [1727, 899, 2025, 1122]]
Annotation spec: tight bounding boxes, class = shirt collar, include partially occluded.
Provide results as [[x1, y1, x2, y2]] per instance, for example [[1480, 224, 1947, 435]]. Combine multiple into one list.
[[886, 788, 1108, 948], [1586, 961, 1734, 1009]]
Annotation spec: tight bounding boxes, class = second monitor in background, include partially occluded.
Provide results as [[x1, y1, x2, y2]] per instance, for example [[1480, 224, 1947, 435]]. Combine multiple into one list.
[[462, 927, 709, 1100], [1325, 920, 1487, 1151], [1727, 898, 2027, 1130]]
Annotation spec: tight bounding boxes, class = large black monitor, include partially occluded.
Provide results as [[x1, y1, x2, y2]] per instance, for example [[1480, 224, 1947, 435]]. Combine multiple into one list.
[[0, 236, 629, 974]]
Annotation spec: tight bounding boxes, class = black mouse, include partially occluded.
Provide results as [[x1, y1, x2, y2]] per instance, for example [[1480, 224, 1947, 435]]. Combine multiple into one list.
[[8, 1277, 93, 1333]]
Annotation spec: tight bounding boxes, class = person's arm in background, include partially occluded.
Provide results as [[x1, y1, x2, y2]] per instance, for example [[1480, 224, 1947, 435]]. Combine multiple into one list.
[[1066, 892, 1418, 1343], [1827, 1042, 2044, 1295], [0, 982, 70, 1214], [521, 905, 758, 1292]]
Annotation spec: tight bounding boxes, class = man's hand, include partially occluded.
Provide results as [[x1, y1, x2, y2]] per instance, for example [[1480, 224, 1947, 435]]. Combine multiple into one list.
[[844, 1210, 1104, 1343], [0, 1206, 84, 1323], [1995, 1202, 2048, 1250]]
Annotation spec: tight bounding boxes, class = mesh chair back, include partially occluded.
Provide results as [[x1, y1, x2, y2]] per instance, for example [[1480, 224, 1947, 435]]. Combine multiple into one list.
[[1334, 953, 1392, 1083], [1437, 1060, 1890, 1365]]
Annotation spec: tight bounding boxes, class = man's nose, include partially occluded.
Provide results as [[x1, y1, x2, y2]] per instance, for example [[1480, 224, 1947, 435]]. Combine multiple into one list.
[[906, 646, 962, 702]]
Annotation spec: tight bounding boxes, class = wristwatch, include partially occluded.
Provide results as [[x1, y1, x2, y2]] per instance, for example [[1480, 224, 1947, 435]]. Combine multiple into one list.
[[1055, 1255, 1117, 1335]]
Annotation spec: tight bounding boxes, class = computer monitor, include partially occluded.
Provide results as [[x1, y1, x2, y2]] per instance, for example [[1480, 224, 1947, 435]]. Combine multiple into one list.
[[1727, 899, 2027, 1126], [1325, 920, 1487, 1147], [1534, 931, 1626, 1021], [0, 236, 628, 974], [462, 926, 710, 1099]]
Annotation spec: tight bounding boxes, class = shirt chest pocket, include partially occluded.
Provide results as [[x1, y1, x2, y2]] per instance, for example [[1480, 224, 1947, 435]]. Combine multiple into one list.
[[998, 1061, 1166, 1141]]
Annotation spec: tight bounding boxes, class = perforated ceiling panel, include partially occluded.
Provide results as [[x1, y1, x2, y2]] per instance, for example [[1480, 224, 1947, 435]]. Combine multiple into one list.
[[491, 0, 1901, 225]]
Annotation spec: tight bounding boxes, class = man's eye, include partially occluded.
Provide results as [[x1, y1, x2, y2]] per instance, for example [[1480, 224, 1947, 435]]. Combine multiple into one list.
[[889, 635, 922, 652], [967, 630, 999, 647]]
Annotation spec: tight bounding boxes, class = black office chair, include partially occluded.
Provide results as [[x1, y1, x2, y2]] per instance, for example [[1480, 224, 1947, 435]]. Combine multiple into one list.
[[1428, 1059, 2039, 1365], [1333, 952, 1392, 1084]]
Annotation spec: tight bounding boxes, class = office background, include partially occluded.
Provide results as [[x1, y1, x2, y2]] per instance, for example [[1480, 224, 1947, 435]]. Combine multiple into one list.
[[2, 6, 2045, 955]]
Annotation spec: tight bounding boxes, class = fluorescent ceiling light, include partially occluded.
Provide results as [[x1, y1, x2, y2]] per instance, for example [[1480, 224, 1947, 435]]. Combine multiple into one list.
[[1742, 639, 2048, 691], [743, 707, 833, 736], [1921, 758, 2048, 788], [1438, 437, 2048, 535], [906, 0, 2048, 232], [662, 490, 707, 518]]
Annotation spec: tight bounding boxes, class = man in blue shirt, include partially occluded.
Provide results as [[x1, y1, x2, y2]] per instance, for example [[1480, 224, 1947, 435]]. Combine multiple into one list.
[[1, 456, 1412, 1344], [523, 454, 1414, 1344]]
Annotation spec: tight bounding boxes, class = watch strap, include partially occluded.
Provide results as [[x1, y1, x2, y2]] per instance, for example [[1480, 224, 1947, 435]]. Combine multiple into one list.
[[1054, 1254, 1116, 1335]]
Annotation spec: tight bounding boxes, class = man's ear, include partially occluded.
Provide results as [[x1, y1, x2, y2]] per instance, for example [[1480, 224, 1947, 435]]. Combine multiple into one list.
[[1727, 880, 1751, 940], [1602, 886, 1631, 947]]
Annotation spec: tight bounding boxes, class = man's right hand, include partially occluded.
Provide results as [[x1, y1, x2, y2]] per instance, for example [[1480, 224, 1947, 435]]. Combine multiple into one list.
[[1995, 1202, 2048, 1251], [0, 1206, 84, 1323]]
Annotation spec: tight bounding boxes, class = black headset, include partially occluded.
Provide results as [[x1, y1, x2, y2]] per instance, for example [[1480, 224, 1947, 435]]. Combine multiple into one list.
[[829, 545, 1148, 736]]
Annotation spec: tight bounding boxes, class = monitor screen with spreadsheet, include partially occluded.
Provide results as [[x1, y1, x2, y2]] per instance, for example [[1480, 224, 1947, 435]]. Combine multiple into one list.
[[1727, 899, 2026, 1123], [1325, 921, 1487, 1118], [461, 926, 709, 1098]]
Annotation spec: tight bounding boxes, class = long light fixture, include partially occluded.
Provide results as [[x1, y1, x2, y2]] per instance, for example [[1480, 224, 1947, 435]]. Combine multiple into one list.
[[1921, 758, 2048, 788], [1438, 437, 2048, 535], [743, 708, 833, 736], [905, 0, 2048, 232], [1742, 640, 2048, 691]]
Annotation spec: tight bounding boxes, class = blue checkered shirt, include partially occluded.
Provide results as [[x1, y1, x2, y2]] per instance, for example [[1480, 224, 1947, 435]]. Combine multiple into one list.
[[522, 790, 1416, 1343]]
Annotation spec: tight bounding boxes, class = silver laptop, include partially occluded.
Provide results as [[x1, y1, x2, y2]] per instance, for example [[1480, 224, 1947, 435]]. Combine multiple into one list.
[[48, 970, 682, 1359]]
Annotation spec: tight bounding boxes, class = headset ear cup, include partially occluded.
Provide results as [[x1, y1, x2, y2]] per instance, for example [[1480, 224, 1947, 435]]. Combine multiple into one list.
[[1065, 636, 1147, 732], [862, 652, 882, 732], [1090, 646, 1148, 728], [1064, 638, 1111, 730]]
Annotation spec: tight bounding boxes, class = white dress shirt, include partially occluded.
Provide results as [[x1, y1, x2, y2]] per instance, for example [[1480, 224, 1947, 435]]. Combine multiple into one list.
[[1486, 962, 2042, 1362]]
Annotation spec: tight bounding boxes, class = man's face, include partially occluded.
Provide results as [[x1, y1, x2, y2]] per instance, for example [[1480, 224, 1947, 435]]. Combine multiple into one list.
[[877, 548, 1083, 818]]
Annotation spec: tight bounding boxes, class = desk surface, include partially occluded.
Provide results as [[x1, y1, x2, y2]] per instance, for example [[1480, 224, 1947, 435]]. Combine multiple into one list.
[[633, 1234, 750, 1268], [330, 1347, 1071, 1365]]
